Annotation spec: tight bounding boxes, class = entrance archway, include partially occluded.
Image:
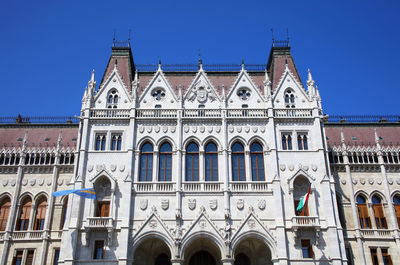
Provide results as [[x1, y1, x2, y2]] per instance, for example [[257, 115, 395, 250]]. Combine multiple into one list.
[[189, 251, 216, 265], [134, 237, 171, 265], [234, 237, 272, 265]]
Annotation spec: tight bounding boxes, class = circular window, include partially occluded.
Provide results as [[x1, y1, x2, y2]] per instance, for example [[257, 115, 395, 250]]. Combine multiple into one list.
[[152, 88, 166, 101], [237, 88, 251, 100]]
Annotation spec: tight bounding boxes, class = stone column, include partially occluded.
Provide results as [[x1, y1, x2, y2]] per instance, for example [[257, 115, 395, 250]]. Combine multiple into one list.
[[221, 258, 234, 265]]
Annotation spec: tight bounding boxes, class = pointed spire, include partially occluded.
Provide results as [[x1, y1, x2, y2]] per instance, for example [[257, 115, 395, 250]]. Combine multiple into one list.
[[241, 59, 245, 70], [264, 69, 272, 99], [158, 59, 162, 71], [198, 49, 203, 70], [23, 130, 28, 150], [57, 130, 63, 150], [340, 129, 345, 145], [90, 69, 95, 83], [178, 85, 182, 101], [374, 129, 380, 144], [307, 69, 315, 87]]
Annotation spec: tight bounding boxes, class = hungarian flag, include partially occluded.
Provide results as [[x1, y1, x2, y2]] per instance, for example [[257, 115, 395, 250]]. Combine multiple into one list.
[[296, 187, 311, 212], [52, 188, 97, 199]]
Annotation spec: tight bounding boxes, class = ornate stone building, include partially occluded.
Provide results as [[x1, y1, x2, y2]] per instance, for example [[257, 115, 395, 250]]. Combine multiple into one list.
[[0, 40, 398, 265]]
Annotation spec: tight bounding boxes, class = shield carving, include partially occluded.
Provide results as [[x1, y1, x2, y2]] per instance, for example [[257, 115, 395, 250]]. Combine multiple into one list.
[[140, 199, 148, 210], [209, 199, 217, 210], [237, 199, 244, 210], [197, 87, 207, 103], [188, 199, 196, 210], [161, 199, 169, 210]]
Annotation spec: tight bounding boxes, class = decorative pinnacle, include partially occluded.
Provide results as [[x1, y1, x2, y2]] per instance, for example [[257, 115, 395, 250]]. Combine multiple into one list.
[[307, 68, 315, 87], [340, 129, 345, 145], [374, 129, 380, 144], [241, 59, 244, 70], [158, 59, 162, 71], [90, 69, 95, 83]]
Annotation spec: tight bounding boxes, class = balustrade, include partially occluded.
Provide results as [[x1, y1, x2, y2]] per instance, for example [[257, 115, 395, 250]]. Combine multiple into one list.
[[183, 109, 221, 118], [227, 109, 268, 118], [136, 109, 177, 118], [90, 109, 130, 119], [135, 182, 175, 192], [274, 109, 313, 118], [291, 216, 320, 229], [360, 229, 393, 238], [87, 217, 113, 228]]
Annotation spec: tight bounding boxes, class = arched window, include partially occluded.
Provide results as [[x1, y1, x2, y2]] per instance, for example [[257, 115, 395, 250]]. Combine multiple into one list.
[[0, 197, 11, 231], [139, 143, 153, 182], [282, 134, 292, 150], [107, 89, 119, 108], [205, 142, 218, 181], [60, 197, 68, 229], [16, 197, 32, 231], [284, 89, 295, 108], [393, 195, 400, 228], [159, 142, 172, 181], [250, 142, 264, 181], [33, 197, 47, 230], [111, 134, 122, 151], [95, 134, 106, 151], [185, 142, 199, 181], [232, 142, 245, 181], [293, 177, 310, 216], [297, 134, 308, 150], [372, 195, 387, 229], [356, 195, 371, 229], [94, 177, 111, 217]]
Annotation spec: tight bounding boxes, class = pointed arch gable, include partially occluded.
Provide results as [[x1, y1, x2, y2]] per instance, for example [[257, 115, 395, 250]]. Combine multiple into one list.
[[136, 137, 156, 150], [132, 230, 175, 259], [226, 69, 264, 105], [354, 190, 369, 202], [139, 69, 177, 104], [89, 169, 116, 190], [19, 192, 34, 204], [287, 169, 315, 193], [202, 136, 222, 150], [95, 70, 132, 105], [183, 69, 221, 107], [156, 136, 176, 150], [0, 193, 12, 203], [180, 230, 224, 260], [228, 136, 247, 150], [183, 137, 201, 150], [369, 190, 387, 204], [34, 192, 49, 202], [248, 136, 268, 150]]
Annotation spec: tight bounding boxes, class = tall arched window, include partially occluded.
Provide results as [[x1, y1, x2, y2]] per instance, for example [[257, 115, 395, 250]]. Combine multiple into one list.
[[185, 142, 199, 181], [372, 195, 387, 229], [250, 142, 265, 181], [232, 142, 245, 181], [393, 195, 400, 228], [293, 177, 310, 216], [95, 134, 106, 151], [356, 195, 371, 229], [94, 177, 111, 217], [284, 89, 295, 108], [282, 134, 292, 150], [16, 197, 32, 231], [0, 197, 11, 231], [111, 134, 122, 151], [60, 197, 68, 229], [33, 197, 47, 230], [205, 142, 218, 181], [159, 142, 172, 181], [139, 143, 153, 182], [107, 89, 119, 109]]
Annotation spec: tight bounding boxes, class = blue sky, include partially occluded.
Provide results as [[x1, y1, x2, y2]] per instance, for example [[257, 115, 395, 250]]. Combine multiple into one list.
[[0, 0, 399, 116]]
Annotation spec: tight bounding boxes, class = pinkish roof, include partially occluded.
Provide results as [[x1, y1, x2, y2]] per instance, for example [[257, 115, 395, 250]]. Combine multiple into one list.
[[0, 127, 78, 149]]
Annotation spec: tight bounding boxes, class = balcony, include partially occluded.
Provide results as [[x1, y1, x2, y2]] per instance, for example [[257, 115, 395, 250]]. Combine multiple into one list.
[[360, 229, 393, 239], [273, 109, 313, 119], [230, 181, 268, 192], [134, 182, 175, 193], [183, 109, 221, 118], [10, 230, 44, 241], [136, 109, 177, 119], [182, 182, 222, 192], [86, 217, 114, 229], [227, 109, 268, 118], [291, 216, 320, 231], [90, 109, 130, 119]]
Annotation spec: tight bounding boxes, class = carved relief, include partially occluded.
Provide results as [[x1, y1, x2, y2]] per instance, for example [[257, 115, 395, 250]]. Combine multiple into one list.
[[161, 199, 169, 210], [210, 199, 217, 210], [258, 199, 266, 210], [140, 199, 148, 210], [237, 199, 244, 210], [188, 199, 196, 210]]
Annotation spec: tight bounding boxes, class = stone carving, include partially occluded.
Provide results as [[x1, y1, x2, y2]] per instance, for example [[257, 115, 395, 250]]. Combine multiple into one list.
[[170, 126, 176, 133], [155, 126, 160, 133], [260, 127, 266, 133], [280, 164, 286, 171], [38, 179, 44, 186], [210, 199, 217, 210], [236, 127, 242, 133], [352, 179, 357, 185], [377, 179, 382, 185], [340, 179, 346, 185], [248, 218, 256, 228], [188, 199, 196, 210], [192, 127, 197, 133], [162, 126, 168, 133], [237, 199, 244, 210], [397, 178, 400, 185], [58, 179, 64, 185], [139, 126, 144, 133], [303, 165, 309, 171], [119, 165, 125, 172], [360, 178, 366, 185], [11, 179, 16, 187], [22, 179, 27, 186], [199, 219, 206, 228], [200, 126, 205, 133], [96, 164, 104, 172], [88, 165, 94, 172], [188, 84, 217, 103], [252, 127, 258, 133], [184, 126, 189, 133], [207, 127, 213, 133], [146, 127, 152, 133], [312, 164, 318, 171], [149, 219, 157, 228], [46, 179, 52, 186], [288, 165, 294, 171], [2, 180, 7, 187], [140, 199, 148, 210], [110, 164, 117, 172], [388, 178, 393, 185], [216, 127, 221, 133], [29, 179, 36, 186], [229, 126, 234, 133], [245, 126, 250, 133], [368, 178, 374, 185], [258, 199, 266, 210], [161, 199, 169, 210]]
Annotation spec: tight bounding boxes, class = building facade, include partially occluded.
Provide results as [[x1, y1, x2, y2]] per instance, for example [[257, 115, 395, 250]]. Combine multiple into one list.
[[0, 41, 398, 265]]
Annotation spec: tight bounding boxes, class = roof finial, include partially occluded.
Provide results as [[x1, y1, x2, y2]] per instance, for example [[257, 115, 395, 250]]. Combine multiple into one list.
[[374, 129, 380, 145], [270, 28, 275, 46], [340, 129, 345, 145], [90, 69, 95, 83], [286, 28, 290, 46], [241, 59, 244, 70], [128, 29, 131, 42], [198, 48, 202, 68], [158, 59, 162, 71]]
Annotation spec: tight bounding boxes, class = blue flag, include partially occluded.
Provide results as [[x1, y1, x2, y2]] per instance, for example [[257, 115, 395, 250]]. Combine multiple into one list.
[[52, 188, 97, 200]]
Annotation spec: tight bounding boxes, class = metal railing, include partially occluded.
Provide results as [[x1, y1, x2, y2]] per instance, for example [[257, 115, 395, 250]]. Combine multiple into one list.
[[136, 64, 266, 72], [327, 115, 400, 123], [0, 115, 78, 124]]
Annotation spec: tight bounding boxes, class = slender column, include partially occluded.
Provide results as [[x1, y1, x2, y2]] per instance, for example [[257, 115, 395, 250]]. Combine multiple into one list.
[[244, 150, 251, 182], [199, 151, 204, 182], [222, 110, 230, 215], [39, 136, 62, 265], [0, 139, 27, 265], [153, 151, 159, 183], [176, 109, 183, 216]]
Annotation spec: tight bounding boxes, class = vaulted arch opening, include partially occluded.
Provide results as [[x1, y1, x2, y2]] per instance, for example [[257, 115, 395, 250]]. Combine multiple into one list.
[[233, 237, 272, 265], [183, 236, 222, 265], [94, 177, 112, 217], [133, 237, 172, 265]]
